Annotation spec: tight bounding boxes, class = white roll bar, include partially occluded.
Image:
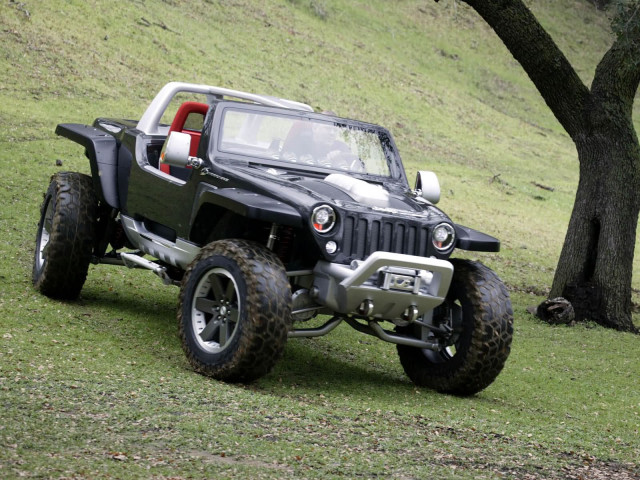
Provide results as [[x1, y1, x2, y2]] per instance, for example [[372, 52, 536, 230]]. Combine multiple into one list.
[[137, 81, 313, 135]]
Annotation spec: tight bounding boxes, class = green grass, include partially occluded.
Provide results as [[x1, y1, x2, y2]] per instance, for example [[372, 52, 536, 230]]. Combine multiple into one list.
[[1, 0, 639, 478]]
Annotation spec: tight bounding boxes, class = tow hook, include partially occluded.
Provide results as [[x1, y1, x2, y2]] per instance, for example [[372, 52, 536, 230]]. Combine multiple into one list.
[[402, 305, 419, 322]]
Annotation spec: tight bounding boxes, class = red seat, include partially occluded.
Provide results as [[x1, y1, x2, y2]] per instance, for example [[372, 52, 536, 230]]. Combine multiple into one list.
[[160, 101, 209, 175]]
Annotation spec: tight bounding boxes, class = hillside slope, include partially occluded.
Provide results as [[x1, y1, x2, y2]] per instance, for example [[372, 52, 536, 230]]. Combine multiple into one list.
[[0, 0, 636, 296], [1, 2, 640, 479]]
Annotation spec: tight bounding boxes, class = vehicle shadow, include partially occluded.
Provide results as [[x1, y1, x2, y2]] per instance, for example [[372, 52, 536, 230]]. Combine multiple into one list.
[[77, 281, 413, 394], [267, 335, 414, 395], [76, 281, 179, 340]]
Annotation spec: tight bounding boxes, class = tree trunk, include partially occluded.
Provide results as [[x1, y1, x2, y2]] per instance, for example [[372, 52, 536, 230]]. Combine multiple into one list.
[[454, 0, 640, 332], [551, 131, 640, 332]]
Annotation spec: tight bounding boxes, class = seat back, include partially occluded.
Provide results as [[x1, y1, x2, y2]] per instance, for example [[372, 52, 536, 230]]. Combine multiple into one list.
[[281, 121, 314, 164], [160, 101, 209, 176]]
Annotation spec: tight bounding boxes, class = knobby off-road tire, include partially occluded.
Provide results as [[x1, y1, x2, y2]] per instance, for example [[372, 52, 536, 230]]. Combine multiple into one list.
[[397, 259, 513, 396], [33, 172, 97, 300], [178, 239, 292, 382]]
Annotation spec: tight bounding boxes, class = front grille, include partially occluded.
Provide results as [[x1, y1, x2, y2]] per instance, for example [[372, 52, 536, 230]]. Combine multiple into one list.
[[341, 213, 431, 259]]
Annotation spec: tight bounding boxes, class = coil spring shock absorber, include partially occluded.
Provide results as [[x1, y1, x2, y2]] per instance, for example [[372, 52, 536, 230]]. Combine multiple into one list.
[[267, 224, 294, 264]]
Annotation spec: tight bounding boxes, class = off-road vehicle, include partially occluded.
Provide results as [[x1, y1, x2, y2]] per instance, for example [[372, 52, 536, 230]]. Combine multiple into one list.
[[33, 82, 513, 395]]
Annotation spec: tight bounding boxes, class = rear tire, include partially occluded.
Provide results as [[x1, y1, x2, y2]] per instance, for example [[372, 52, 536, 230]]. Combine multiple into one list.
[[397, 259, 513, 396], [33, 172, 97, 300], [178, 239, 292, 382]]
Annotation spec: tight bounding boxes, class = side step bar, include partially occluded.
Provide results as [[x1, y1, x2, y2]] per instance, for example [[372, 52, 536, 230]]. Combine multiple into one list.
[[97, 251, 179, 286]]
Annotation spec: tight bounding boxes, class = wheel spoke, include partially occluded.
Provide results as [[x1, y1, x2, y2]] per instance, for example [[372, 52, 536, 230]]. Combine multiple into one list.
[[225, 280, 236, 300], [199, 318, 221, 342], [219, 320, 229, 344], [227, 306, 239, 322], [195, 297, 217, 314], [208, 273, 226, 302], [450, 302, 463, 332]]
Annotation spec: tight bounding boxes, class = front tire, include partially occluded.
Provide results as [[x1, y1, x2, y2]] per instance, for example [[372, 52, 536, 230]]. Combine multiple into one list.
[[178, 239, 292, 382], [397, 259, 513, 396], [32, 172, 97, 300]]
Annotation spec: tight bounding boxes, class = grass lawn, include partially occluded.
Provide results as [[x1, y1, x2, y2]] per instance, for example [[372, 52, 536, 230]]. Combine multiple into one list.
[[1, 1, 638, 478]]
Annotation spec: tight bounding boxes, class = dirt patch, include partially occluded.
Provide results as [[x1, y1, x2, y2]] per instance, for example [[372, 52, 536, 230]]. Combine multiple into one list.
[[559, 460, 639, 480]]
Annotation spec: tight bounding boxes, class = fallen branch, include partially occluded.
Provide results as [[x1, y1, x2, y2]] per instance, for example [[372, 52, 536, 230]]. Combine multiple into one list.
[[532, 181, 555, 192], [137, 17, 176, 32]]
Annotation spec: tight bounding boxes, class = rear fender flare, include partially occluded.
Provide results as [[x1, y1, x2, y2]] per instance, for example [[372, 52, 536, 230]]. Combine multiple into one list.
[[55, 123, 120, 208]]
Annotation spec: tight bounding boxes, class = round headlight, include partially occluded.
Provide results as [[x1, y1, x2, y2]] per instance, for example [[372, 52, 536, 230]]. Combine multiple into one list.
[[432, 223, 456, 252], [311, 205, 336, 233]]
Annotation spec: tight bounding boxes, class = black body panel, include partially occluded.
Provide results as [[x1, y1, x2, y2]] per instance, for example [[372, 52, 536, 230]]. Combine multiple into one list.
[[455, 225, 501, 252], [55, 123, 120, 208], [195, 185, 303, 227], [58, 99, 502, 266], [122, 130, 198, 238]]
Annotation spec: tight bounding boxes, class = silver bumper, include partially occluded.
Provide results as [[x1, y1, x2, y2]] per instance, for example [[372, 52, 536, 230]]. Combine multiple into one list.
[[311, 252, 454, 322]]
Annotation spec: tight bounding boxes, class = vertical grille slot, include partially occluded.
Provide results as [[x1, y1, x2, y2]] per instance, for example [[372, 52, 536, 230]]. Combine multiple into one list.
[[369, 220, 380, 256], [407, 225, 417, 255], [393, 223, 405, 253], [356, 218, 368, 258], [341, 213, 431, 259], [382, 221, 392, 251], [342, 215, 354, 256]]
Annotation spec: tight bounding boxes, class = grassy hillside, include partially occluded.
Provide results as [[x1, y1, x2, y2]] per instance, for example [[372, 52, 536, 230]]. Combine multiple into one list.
[[1, 1, 638, 478]]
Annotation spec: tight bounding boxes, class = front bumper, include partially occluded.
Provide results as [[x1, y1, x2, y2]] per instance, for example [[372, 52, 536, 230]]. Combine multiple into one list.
[[311, 252, 453, 322]]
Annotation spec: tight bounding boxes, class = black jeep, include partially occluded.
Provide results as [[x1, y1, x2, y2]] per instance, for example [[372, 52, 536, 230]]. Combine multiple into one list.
[[33, 82, 513, 395]]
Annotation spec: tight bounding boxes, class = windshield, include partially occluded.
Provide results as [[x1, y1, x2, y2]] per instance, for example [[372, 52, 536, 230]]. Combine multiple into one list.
[[216, 108, 393, 176]]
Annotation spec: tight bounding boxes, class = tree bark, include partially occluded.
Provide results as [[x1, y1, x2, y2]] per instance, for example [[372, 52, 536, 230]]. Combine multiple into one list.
[[551, 133, 640, 331], [453, 0, 640, 332]]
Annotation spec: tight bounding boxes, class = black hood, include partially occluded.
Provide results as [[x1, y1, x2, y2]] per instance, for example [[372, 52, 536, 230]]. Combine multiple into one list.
[[222, 163, 438, 217]]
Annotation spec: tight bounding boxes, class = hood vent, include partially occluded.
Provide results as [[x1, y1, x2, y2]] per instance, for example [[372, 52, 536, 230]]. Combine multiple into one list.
[[323, 174, 390, 208]]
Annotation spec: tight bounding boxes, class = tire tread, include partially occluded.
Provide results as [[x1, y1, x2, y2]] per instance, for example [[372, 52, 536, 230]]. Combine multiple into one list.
[[178, 239, 292, 382], [398, 259, 513, 395], [33, 172, 97, 300]]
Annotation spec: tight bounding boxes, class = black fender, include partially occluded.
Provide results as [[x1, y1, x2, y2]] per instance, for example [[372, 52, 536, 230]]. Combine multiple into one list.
[[55, 123, 120, 208], [193, 183, 303, 228], [454, 224, 501, 252]]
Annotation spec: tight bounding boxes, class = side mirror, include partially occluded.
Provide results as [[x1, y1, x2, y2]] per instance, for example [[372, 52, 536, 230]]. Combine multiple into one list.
[[414, 170, 441, 204], [160, 131, 203, 169]]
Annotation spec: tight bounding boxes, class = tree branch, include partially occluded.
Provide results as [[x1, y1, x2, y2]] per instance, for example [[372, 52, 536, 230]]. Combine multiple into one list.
[[591, 4, 640, 118], [459, 0, 592, 140]]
